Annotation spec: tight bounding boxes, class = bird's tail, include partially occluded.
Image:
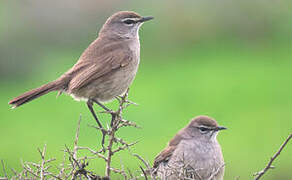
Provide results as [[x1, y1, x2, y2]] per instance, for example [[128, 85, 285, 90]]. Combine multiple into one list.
[[9, 80, 64, 108]]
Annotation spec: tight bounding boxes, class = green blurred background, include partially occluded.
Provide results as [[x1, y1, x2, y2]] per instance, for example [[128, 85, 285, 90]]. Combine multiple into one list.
[[1, 0, 292, 179]]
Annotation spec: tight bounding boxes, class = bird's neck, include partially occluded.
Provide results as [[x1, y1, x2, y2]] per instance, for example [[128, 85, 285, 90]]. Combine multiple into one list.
[[100, 34, 139, 46], [99, 30, 140, 41]]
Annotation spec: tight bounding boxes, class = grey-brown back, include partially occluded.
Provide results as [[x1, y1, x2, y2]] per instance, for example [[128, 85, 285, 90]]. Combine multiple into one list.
[[61, 36, 140, 102]]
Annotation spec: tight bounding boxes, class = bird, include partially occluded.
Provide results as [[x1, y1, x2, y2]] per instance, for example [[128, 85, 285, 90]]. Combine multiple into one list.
[[9, 11, 153, 142], [153, 115, 226, 180]]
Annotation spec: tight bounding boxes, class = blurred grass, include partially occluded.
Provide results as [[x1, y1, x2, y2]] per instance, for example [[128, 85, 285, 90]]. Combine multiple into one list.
[[1, 42, 292, 179]]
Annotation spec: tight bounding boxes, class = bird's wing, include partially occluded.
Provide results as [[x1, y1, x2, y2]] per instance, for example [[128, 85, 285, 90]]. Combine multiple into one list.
[[153, 133, 183, 169], [153, 146, 176, 169], [68, 44, 132, 91]]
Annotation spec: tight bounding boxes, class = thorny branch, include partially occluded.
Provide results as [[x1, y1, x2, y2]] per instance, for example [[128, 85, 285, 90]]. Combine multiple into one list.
[[101, 89, 141, 178], [253, 133, 292, 180], [0, 89, 150, 179], [8, 145, 62, 180], [133, 154, 156, 180], [1, 160, 7, 179], [71, 89, 149, 179], [2, 89, 291, 180]]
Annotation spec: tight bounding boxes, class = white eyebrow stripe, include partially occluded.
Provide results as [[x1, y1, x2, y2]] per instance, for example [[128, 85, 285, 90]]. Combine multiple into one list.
[[122, 18, 140, 22], [198, 125, 209, 128], [198, 125, 213, 130]]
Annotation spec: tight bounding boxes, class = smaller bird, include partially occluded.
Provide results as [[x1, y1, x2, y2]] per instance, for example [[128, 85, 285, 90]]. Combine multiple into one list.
[[153, 115, 226, 180]]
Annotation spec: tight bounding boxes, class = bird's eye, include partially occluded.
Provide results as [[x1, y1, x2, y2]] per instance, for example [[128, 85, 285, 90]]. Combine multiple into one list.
[[198, 127, 209, 134], [123, 19, 135, 25]]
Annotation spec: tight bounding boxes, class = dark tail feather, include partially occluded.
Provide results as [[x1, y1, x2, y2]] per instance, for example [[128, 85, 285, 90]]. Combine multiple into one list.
[[9, 80, 63, 108]]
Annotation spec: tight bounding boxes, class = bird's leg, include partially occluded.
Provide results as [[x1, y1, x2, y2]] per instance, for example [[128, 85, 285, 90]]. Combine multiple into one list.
[[92, 99, 112, 113], [110, 112, 116, 128], [92, 99, 117, 127], [87, 100, 103, 127], [115, 89, 138, 106], [86, 100, 106, 150], [115, 96, 123, 104]]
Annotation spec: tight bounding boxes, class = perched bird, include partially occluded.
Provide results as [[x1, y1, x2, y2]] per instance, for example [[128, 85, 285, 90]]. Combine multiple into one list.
[[153, 115, 226, 180], [9, 11, 153, 131]]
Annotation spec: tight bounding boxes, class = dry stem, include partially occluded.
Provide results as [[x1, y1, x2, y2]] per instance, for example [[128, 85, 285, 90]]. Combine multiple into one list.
[[254, 133, 292, 180]]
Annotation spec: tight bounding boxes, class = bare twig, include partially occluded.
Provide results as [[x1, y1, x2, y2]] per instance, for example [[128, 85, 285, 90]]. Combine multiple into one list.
[[254, 133, 292, 180], [7, 89, 145, 180], [21, 159, 40, 178], [105, 125, 116, 177], [133, 154, 151, 171], [133, 154, 157, 180], [10, 167, 18, 177], [207, 164, 225, 180], [104, 88, 139, 178], [77, 147, 107, 161], [37, 144, 47, 180], [109, 167, 126, 177], [127, 168, 135, 179], [112, 141, 139, 154], [139, 166, 148, 180], [73, 116, 81, 160], [88, 124, 110, 135], [1, 160, 7, 179], [118, 119, 142, 129]]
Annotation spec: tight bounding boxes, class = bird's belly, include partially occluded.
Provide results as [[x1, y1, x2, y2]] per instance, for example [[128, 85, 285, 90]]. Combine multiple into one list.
[[70, 62, 138, 102], [161, 141, 224, 180]]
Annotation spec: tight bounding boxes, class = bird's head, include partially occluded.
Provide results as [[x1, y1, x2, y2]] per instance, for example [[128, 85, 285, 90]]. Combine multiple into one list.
[[99, 11, 154, 39], [186, 115, 227, 141]]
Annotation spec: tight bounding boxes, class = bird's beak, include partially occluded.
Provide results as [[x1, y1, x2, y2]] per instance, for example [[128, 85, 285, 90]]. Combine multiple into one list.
[[215, 126, 227, 131], [138, 16, 154, 23]]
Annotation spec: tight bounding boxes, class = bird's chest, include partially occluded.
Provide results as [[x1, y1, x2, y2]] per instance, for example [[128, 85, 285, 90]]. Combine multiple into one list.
[[115, 43, 140, 83], [94, 43, 140, 101], [176, 142, 215, 163], [112, 55, 139, 88], [129, 38, 140, 59], [115, 41, 140, 84], [169, 140, 224, 180]]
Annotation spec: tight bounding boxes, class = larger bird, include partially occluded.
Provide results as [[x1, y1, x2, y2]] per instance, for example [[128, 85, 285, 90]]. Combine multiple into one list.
[[9, 11, 153, 130]]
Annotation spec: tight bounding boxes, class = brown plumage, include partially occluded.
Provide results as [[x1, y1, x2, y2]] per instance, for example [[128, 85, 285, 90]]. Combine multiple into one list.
[[9, 11, 154, 146], [153, 116, 219, 168], [9, 11, 153, 109], [9, 79, 65, 108], [153, 116, 226, 180], [153, 131, 183, 169]]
